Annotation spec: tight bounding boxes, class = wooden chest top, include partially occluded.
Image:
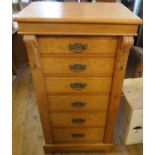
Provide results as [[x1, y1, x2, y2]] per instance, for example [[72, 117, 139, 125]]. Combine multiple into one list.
[[14, 2, 142, 36], [14, 2, 142, 24]]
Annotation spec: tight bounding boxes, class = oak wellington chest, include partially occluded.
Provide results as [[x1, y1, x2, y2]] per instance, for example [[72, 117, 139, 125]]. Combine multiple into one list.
[[14, 2, 142, 153]]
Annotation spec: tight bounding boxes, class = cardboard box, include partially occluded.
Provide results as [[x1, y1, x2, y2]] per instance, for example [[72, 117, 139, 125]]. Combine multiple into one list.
[[117, 78, 143, 145]]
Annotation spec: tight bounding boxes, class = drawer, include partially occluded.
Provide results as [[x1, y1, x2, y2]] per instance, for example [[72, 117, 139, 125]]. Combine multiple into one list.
[[41, 57, 115, 76], [48, 95, 109, 112], [50, 112, 106, 127], [45, 77, 112, 94], [38, 36, 117, 54], [53, 128, 104, 143]]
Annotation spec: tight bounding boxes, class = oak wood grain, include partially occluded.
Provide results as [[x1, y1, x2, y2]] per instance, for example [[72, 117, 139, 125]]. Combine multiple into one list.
[[18, 23, 139, 36], [14, 2, 142, 24], [53, 128, 105, 143], [104, 36, 134, 143], [14, 2, 142, 153], [45, 77, 112, 94], [50, 112, 107, 127], [47, 95, 109, 112], [44, 143, 113, 153], [23, 35, 53, 144], [38, 36, 117, 54], [41, 57, 115, 76], [13, 68, 143, 155]]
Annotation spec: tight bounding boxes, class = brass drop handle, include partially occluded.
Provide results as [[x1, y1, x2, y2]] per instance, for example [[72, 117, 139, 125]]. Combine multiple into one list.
[[69, 64, 87, 72], [69, 43, 87, 53], [72, 133, 85, 138], [72, 118, 85, 124], [70, 83, 87, 90], [71, 101, 86, 108]]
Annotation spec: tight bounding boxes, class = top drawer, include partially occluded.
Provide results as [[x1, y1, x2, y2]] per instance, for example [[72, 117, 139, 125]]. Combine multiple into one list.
[[38, 37, 118, 54]]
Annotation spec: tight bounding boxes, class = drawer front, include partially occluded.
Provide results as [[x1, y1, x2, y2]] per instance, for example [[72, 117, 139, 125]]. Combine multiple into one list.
[[45, 77, 112, 94], [41, 57, 115, 76], [48, 95, 109, 112], [50, 112, 106, 127], [53, 128, 104, 143], [38, 37, 117, 54]]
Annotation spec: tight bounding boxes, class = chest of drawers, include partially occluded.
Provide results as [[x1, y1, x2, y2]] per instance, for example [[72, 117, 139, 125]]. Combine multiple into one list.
[[14, 2, 142, 153]]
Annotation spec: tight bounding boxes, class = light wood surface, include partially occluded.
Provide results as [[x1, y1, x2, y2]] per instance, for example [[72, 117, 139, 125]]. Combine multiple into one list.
[[15, 2, 141, 36], [104, 36, 134, 143], [23, 35, 53, 144], [44, 143, 113, 153], [48, 95, 109, 112], [18, 22, 139, 36], [41, 57, 115, 76], [14, 2, 142, 24], [45, 77, 112, 94], [14, 2, 142, 153], [13, 68, 143, 155], [38, 37, 117, 54], [53, 128, 105, 143], [50, 112, 107, 127]]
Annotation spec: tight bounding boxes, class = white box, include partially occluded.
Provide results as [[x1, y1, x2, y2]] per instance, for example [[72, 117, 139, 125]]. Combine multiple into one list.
[[117, 78, 143, 145]]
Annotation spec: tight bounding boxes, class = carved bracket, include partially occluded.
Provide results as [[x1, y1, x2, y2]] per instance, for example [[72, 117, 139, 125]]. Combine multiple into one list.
[[116, 36, 134, 71], [23, 35, 41, 69], [120, 37, 134, 50]]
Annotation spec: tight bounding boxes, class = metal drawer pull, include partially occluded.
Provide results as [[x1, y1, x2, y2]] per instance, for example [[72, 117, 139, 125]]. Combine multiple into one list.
[[69, 64, 87, 72], [71, 101, 86, 108], [69, 43, 87, 53], [72, 118, 85, 124], [72, 133, 85, 138], [70, 83, 87, 90]]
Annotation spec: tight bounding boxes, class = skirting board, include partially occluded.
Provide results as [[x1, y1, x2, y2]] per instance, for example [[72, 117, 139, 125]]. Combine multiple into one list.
[[44, 143, 113, 153]]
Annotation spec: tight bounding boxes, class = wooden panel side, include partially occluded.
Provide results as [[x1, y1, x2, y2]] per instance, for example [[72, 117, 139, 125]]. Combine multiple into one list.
[[104, 36, 134, 143], [23, 35, 53, 144]]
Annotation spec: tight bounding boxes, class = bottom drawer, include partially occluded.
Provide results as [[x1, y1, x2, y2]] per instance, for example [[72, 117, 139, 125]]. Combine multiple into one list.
[[53, 128, 104, 143]]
